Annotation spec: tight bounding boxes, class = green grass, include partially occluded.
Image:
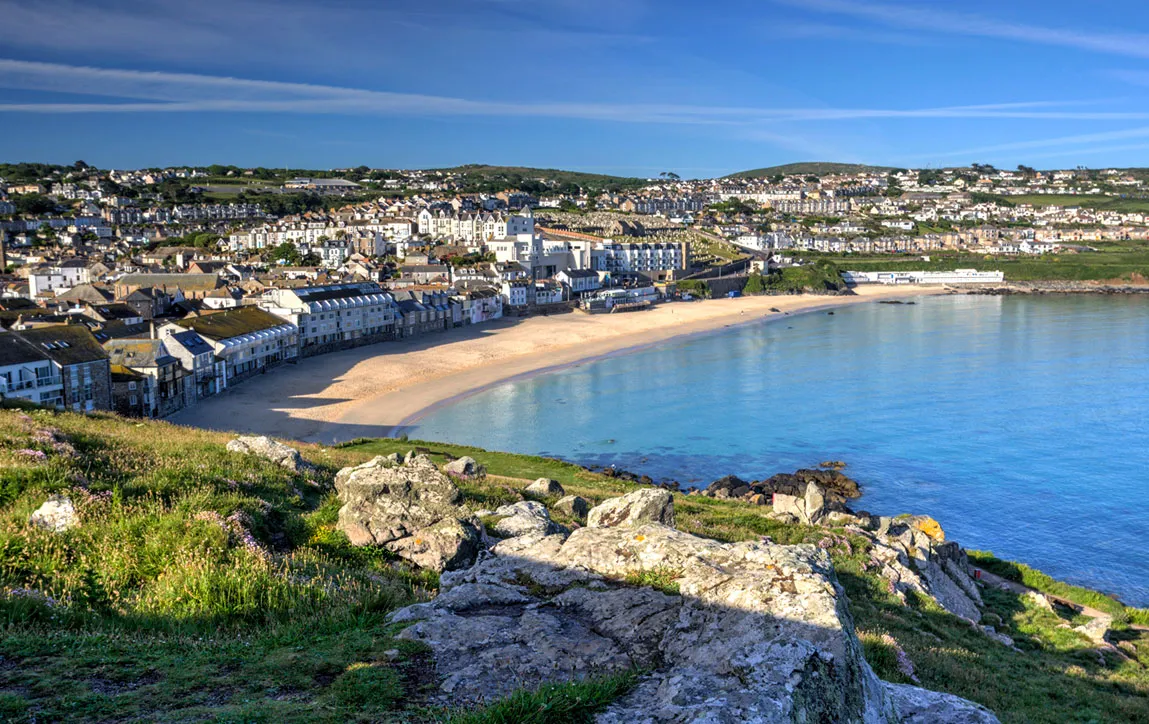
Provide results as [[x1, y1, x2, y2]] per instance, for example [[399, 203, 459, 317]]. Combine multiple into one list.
[[1005, 194, 1149, 213], [825, 250, 1149, 282], [1, 411, 1148, 723]]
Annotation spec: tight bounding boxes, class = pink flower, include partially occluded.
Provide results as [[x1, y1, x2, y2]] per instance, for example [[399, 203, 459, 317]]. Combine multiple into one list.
[[16, 449, 47, 461]]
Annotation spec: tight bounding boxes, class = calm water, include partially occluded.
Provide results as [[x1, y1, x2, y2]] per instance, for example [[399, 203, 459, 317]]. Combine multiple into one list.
[[413, 295, 1149, 606]]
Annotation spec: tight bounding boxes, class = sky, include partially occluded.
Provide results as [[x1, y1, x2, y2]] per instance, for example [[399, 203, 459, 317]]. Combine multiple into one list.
[[4, 0, 1149, 176]]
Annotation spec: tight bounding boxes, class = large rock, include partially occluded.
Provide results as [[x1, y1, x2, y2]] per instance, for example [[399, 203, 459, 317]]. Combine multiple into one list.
[[335, 454, 481, 571], [587, 489, 675, 529], [770, 482, 828, 525], [226, 435, 312, 473], [1074, 614, 1113, 646], [491, 501, 559, 538], [29, 495, 78, 532], [390, 523, 998, 722], [444, 456, 479, 478], [868, 519, 982, 622], [553, 495, 589, 519], [525, 478, 565, 498]]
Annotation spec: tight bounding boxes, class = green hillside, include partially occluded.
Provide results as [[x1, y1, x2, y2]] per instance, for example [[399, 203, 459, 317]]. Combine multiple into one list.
[[1, 406, 1147, 722], [727, 162, 897, 178], [431, 164, 646, 193]]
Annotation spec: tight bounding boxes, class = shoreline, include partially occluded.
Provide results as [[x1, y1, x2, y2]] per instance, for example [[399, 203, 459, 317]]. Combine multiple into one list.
[[170, 285, 943, 444]]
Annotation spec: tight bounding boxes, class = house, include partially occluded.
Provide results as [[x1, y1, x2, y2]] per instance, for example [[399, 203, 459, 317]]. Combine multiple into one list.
[[0, 328, 64, 407], [82, 303, 144, 326], [109, 365, 150, 417], [174, 307, 298, 386], [260, 282, 397, 357], [11, 324, 113, 412], [114, 273, 225, 301], [556, 269, 602, 296], [104, 339, 191, 417], [533, 280, 565, 305], [501, 279, 530, 308], [122, 287, 174, 320], [391, 291, 451, 338], [28, 259, 90, 296], [155, 326, 224, 401], [398, 264, 449, 285]]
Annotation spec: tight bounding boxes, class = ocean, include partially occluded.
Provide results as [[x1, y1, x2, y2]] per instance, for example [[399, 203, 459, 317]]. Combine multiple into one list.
[[411, 294, 1149, 606]]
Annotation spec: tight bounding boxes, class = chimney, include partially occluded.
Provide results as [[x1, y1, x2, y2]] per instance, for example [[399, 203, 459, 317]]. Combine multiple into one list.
[[149, 321, 156, 339]]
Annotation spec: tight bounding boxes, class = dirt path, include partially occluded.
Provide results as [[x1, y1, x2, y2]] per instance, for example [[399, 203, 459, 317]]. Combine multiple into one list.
[[974, 567, 1149, 631]]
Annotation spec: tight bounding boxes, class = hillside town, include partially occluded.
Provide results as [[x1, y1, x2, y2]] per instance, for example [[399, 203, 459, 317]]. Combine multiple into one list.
[[1, 161, 1144, 419]]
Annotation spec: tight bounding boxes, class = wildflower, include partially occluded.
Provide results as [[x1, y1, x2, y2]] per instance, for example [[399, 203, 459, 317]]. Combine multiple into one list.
[[16, 449, 48, 461]]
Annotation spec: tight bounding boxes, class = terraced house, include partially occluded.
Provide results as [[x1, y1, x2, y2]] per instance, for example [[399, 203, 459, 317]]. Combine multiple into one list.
[[259, 282, 398, 357], [174, 307, 298, 386], [2, 325, 112, 412]]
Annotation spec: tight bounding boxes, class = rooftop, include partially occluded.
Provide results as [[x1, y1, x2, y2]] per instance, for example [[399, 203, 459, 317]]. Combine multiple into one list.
[[175, 306, 293, 341]]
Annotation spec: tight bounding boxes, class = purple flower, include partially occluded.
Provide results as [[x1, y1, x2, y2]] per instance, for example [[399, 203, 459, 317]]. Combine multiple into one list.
[[16, 449, 48, 461]]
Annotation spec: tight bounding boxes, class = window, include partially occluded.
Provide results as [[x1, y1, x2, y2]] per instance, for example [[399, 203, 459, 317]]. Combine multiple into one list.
[[128, 381, 137, 391]]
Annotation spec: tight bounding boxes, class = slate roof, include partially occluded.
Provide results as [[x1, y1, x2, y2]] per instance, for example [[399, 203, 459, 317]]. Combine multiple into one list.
[[14, 325, 110, 366], [104, 339, 179, 368], [175, 307, 292, 341]]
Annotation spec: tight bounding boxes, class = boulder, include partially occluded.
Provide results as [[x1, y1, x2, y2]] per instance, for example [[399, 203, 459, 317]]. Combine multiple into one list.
[[334, 454, 399, 489], [757, 468, 862, 503], [553, 495, 589, 519], [704, 474, 750, 499], [1074, 614, 1113, 647], [587, 489, 674, 529], [886, 682, 1001, 723], [390, 523, 998, 722], [525, 478, 565, 498], [29, 495, 78, 532], [444, 456, 479, 478], [868, 521, 983, 621], [491, 501, 559, 538], [335, 454, 482, 571], [770, 484, 827, 525], [226, 435, 311, 472], [1022, 590, 1055, 612]]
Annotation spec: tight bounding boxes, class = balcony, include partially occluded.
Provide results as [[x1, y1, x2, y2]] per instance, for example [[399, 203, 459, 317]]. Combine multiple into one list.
[[36, 376, 63, 388]]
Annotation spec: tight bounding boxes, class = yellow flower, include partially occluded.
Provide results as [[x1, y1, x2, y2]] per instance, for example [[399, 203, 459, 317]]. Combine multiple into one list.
[[634, 534, 645, 542]]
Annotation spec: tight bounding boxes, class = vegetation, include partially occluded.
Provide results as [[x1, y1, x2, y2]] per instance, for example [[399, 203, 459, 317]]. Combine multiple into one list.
[[726, 162, 896, 179], [432, 165, 646, 195], [0, 409, 1147, 722], [1002, 194, 1149, 214], [821, 249, 1149, 283], [764, 259, 845, 293]]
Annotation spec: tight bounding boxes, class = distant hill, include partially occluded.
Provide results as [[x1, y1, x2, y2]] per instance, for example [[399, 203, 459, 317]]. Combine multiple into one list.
[[431, 164, 645, 190], [726, 162, 897, 179]]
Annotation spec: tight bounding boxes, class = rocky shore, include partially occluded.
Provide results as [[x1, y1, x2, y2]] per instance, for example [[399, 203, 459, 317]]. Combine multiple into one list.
[[949, 280, 1149, 295], [317, 448, 1001, 722]]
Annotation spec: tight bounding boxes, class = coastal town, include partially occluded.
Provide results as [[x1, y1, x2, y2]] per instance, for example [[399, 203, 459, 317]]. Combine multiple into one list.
[[2, 160, 1146, 419]]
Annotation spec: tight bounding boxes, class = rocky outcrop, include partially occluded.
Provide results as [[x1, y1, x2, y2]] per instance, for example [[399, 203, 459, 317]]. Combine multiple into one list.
[[389, 522, 998, 722], [553, 495, 589, 519], [864, 517, 983, 622], [334, 454, 481, 571], [525, 478, 565, 498], [771, 480, 830, 525], [226, 435, 312, 473], [587, 488, 674, 528], [29, 495, 78, 532], [703, 468, 862, 506]]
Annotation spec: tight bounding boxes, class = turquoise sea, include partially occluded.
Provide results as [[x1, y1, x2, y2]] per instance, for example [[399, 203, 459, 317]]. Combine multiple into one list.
[[412, 295, 1149, 607]]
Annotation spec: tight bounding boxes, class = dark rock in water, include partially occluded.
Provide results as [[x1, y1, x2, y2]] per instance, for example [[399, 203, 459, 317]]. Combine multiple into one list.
[[756, 468, 862, 503], [879, 300, 906, 305], [827, 311, 835, 315], [770, 307, 781, 312], [705, 475, 752, 499], [819, 460, 847, 470]]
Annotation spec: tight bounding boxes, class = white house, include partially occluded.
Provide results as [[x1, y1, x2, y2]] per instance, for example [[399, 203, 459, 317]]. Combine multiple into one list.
[[260, 282, 397, 354], [28, 259, 90, 297]]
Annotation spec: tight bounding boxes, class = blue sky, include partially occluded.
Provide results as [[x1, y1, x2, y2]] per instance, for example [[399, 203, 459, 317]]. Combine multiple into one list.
[[4, 0, 1149, 176]]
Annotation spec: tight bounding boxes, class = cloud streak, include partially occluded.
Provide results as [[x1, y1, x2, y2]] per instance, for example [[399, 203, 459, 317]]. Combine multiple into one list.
[[0, 60, 1144, 126], [777, 0, 1149, 60]]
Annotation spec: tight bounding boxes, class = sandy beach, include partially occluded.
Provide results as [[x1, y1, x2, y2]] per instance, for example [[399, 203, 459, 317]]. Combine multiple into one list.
[[170, 285, 943, 444]]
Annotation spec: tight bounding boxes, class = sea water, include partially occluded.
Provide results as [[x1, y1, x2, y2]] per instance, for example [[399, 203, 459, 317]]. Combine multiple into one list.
[[412, 294, 1149, 606]]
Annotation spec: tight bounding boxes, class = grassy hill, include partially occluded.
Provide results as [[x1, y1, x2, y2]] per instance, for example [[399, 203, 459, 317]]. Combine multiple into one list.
[[1, 407, 1148, 722], [431, 165, 647, 193], [727, 162, 897, 179]]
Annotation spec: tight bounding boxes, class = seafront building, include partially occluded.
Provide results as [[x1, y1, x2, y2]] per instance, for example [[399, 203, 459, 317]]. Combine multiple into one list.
[[842, 269, 1005, 285]]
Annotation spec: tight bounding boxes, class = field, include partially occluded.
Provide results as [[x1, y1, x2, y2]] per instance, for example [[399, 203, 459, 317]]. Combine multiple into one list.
[[1005, 194, 1149, 213], [1, 408, 1148, 722], [726, 162, 895, 179], [821, 249, 1149, 282]]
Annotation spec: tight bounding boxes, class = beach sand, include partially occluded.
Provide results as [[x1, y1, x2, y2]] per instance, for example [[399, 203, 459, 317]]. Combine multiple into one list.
[[169, 285, 943, 444]]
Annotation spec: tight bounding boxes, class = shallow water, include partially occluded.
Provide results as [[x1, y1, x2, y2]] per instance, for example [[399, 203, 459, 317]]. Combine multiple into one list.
[[412, 294, 1149, 606]]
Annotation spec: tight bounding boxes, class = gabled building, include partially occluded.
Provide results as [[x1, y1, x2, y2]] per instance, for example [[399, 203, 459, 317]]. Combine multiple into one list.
[[156, 326, 224, 401], [0, 329, 63, 408], [104, 339, 191, 418], [12, 324, 112, 412]]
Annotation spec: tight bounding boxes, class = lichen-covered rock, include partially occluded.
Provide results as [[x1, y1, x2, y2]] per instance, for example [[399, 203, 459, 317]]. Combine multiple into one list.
[[1074, 614, 1113, 646], [335, 454, 481, 571], [554, 495, 590, 519], [886, 682, 1000, 723], [29, 495, 78, 532], [491, 501, 558, 538], [390, 523, 998, 722], [444, 456, 479, 477], [525, 478, 564, 498], [868, 520, 982, 621], [587, 489, 674, 529], [226, 435, 312, 472], [334, 454, 399, 489]]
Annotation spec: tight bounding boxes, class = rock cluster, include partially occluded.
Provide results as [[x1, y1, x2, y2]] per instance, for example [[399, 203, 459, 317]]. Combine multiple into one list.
[[388, 490, 999, 723], [226, 435, 313, 473], [334, 453, 482, 571], [702, 468, 862, 506]]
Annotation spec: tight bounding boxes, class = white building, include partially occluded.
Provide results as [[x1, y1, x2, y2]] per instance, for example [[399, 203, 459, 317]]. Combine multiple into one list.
[[260, 282, 397, 354], [0, 330, 65, 407], [842, 269, 1005, 285], [28, 259, 90, 297]]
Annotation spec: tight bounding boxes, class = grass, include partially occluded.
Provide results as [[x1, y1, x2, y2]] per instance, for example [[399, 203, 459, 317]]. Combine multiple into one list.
[[825, 250, 1149, 282], [1005, 194, 1149, 213], [1, 410, 1148, 722]]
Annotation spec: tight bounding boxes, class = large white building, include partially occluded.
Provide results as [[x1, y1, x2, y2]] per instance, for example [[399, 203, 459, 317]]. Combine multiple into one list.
[[260, 282, 397, 355], [842, 269, 1005, 285], [591, 241, 690, 279], [28, 259, 90, 297]]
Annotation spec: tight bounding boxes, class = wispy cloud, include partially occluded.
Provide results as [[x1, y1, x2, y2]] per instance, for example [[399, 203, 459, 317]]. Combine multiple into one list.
[[767, 20, 927, 47], [915, 127, 1149, 161], [0, 60, 1144, 125], [776, 0, 1149, 59]]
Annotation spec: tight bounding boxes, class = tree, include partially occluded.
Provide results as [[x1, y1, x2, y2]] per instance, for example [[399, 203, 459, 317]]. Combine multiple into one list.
[[743, 274, 766, 295], [35, 222, 56, 247], [267, 242, 301, 265], [13, 194, 57, 216], [659, 171, 681, 180]]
